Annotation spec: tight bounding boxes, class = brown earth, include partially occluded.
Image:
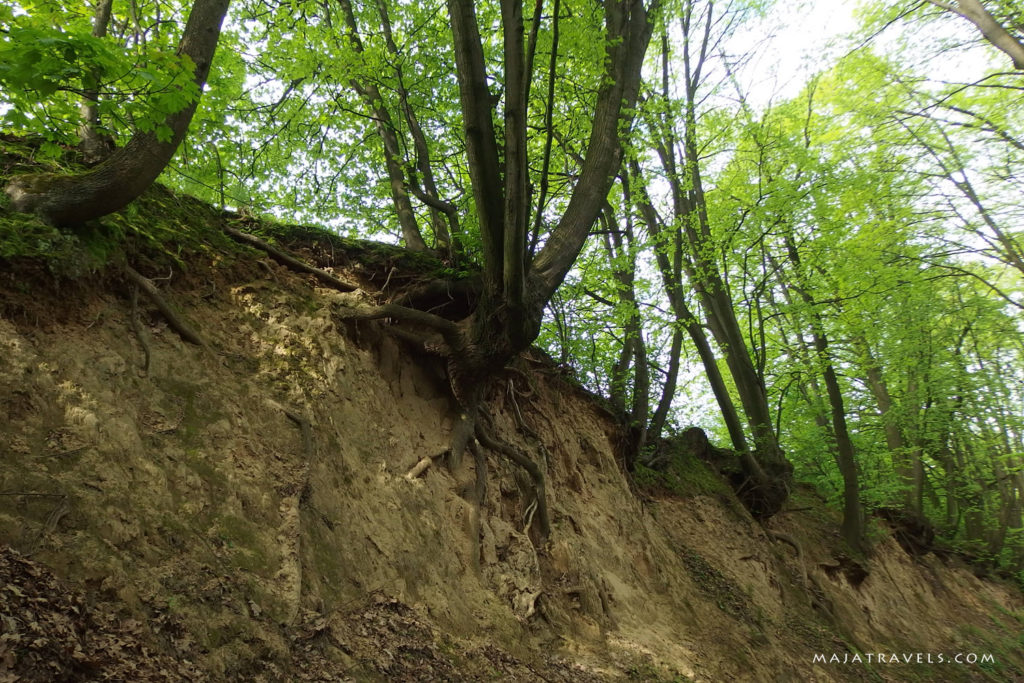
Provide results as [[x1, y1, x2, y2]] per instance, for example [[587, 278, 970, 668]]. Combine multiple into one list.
[[0, 231, 1022, 682]]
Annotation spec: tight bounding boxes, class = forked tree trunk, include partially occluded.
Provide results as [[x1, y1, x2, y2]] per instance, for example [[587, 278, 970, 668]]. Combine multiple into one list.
[[447, 0, 653, 344], [643, 17, 792, 515], [5, 0, 231, 225]]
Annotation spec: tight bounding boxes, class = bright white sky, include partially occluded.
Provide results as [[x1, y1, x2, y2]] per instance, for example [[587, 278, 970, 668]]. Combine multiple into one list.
[[739, 0, 999, 109], [716, 2, 857, 110]]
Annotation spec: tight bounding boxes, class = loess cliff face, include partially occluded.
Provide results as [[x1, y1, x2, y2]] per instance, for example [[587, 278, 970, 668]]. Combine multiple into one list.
[[1, 230, 1022, 682]]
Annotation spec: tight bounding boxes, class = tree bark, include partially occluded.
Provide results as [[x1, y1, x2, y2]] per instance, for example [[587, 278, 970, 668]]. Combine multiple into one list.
[[79, 0, 115, 164], [447, 0, 506, 292], [644, 13, 788, 485], [854, 335, 919, 513], [6, 0, 231, 226], [527, 0, 652, 304], [770, 245, 865, 552], [925, 0, 1024, 69], [625, 158, 752, 455], [337, 0, 429, 252]]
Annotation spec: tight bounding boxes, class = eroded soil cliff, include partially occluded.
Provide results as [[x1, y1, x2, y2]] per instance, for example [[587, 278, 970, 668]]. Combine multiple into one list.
[[1, 187, 1022, 681]]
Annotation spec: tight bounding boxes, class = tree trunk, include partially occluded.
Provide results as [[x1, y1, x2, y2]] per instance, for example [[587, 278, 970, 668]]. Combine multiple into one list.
[[78, 0, 115, 164], [925, 0, 1024, 69], [338, 0, 429, 252], [820, 359, 866, 554], [375, 0, 455, 255], [6, 0, 231, 225], [626, 161, 750, 454], [648, 327, 682, 444], [904, 375, 927, 515], [771, 246, 865, 553], [669, 8, 789, 485], [854, 335, 917, 511]]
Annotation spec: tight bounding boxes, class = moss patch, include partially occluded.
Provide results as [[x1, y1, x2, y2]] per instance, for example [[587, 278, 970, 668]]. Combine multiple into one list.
[[678, 544, 756, 622], [633, 454, 733, 501]]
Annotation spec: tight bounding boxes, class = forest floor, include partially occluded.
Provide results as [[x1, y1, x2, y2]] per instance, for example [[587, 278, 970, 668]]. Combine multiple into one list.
[[1, 138, 1023, 681]]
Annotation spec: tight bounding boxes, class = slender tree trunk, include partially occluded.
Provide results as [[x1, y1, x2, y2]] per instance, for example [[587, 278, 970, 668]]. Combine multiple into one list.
[[6, 0, 231, 225], [627, 161, 750, 454], [337, 0, 429, 252], [905, 376, 927, 514], [772, 247, 865, 553], [601, 202, 650, 459], [854, 335, 917, 510], [668, 9, 787, 477], [79, 0, 115, 164], [648, 327, 682, 444], [820, 357, 866, 554], [375, 0, 456, 256], [924, 0, 1024, 69]]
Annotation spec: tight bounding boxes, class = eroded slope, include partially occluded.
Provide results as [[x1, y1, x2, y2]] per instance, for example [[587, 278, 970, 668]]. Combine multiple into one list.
[[0, 225, 1022, 682]]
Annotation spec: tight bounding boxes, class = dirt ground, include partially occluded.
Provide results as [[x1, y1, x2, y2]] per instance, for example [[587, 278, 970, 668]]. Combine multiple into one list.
[[1, 237, 1022, 682]]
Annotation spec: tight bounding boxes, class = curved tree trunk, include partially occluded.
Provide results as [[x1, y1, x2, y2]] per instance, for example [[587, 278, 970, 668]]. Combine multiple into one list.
[[770, 240, 865, 552], [626, 160, 750, 454], [5, 0, 231, 226]]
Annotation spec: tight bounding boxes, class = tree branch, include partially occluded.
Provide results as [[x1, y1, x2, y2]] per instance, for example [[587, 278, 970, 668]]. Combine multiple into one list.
[[223, 225, 358, 292]]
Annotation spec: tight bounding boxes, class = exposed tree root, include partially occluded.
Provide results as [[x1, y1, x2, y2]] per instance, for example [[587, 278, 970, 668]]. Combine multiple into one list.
[[128, 283, 151, 373], [387, 326, 445, 352], [270, 402, 313, 627], [125, 266, 205, 347], [405, 451, 446, 480], [767, 529, 839, 620], [336, 300, 549, 546], [224, 225, 358, 292], [475, 413, 550, 543], [281, 406, 314, 464], [468, 438, 488, 573], [336, 302, 461, 344], [388, 277, 480, 319], [27, 494, 70, 555], [767, 530, 808, 590]]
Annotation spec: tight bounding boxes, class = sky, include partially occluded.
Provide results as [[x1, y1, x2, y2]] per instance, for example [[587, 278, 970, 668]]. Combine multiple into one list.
[[733, 2, 859, 109]]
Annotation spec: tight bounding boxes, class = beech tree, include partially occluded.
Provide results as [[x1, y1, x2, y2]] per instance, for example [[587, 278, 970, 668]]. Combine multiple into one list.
[[3, 0, 1021, 570], [921, 0, 1024, 69], [627, 1, 794, 516], [0, 0, 651, 540], [3, 0, 231, 225], [343, 0, 655, 539]]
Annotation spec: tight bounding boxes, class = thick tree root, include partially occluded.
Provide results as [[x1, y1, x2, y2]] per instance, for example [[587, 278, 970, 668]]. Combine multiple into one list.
[[468, 438, 488, 573], [223, 225, 358, 292], [281, 406, 314, 464], [335, 302, 461, 343], [335, 301, 547, 547], [125, 266, 205, 347], [269, 402, 313, 627], [29, 494, 70, 555], [475, 414, 550, 543]]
